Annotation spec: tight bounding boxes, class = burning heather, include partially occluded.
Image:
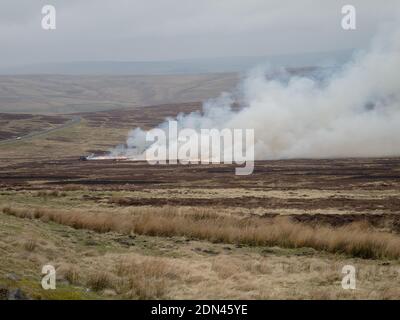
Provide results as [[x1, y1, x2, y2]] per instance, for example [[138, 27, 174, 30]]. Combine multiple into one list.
[[85, 154, 129, 161]]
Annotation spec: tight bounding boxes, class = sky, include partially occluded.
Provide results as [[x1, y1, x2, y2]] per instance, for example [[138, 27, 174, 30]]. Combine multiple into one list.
[[0, 0, 399, 68]]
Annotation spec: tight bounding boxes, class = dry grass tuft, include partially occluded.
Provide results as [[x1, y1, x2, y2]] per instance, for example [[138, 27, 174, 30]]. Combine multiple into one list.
[[116, 258, 176, 299], [22, 238, 38, 252], [58, 264, 80, 285], [87, 271, 113, 292]]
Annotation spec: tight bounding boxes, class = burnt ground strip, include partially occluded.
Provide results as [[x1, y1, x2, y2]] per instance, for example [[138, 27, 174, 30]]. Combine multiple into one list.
[[1, 157, 400, 189], [289, 213, 400, 230], [106, 195, 400, 213], [248, 212, 400, 232], [77, 102, 201, 130]]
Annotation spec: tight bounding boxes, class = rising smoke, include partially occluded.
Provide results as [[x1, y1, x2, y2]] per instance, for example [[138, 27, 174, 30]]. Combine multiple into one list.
[[113, 24, 400, 160]]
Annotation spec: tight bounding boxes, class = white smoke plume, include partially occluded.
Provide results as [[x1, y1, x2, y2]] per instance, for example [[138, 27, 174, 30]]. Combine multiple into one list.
[[113, 24, 400, 160]]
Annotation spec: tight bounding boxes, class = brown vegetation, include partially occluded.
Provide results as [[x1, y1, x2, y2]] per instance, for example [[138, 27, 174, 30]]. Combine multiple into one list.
[[35, 190, 66, 198], [3, 206, 400, 260]]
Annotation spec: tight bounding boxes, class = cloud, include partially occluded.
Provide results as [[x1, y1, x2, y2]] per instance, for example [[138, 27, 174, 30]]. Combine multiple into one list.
[[0, 0, 399, 67]]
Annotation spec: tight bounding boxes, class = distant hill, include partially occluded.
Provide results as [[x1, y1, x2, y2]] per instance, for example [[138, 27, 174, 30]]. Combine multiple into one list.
[[0, 50, 353, 114], [0, 73, 239, 114], [0, 50, 354, 75]]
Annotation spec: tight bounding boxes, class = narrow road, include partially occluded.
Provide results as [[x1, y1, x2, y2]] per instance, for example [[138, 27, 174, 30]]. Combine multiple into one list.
[[0, 115, 82, 145]]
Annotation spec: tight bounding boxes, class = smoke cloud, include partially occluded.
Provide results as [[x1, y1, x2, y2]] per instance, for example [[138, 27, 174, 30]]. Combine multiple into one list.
[[114, 24, 400, 160]]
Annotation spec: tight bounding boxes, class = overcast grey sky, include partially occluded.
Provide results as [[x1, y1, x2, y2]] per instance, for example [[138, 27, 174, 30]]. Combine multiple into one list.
[[0, 0, 399, 68]]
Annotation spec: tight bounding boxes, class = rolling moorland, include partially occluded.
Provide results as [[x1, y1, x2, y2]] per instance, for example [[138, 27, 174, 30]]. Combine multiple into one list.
[[0, 74, 238, 114], [0, 75, 399, 300]]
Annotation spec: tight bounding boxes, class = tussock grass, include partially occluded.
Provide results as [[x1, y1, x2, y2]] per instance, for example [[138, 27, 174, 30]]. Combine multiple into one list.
[[87, 271, 113, 291], [2, 206, 400, 260], [116, 258, 174, 299], [22, 238, 38, 252], [58, 264, 80, 285]]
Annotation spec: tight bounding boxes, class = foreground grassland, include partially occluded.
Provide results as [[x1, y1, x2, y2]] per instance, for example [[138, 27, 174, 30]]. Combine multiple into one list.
[[1, 199, 400, 300], [1, 178, 400, 299], [1, 105, 400, 299]]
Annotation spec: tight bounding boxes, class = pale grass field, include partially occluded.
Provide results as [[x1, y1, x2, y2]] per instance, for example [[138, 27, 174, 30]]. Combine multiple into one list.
[[0, 120, 128, 162]]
